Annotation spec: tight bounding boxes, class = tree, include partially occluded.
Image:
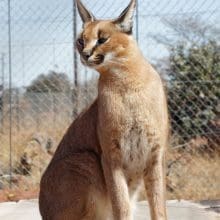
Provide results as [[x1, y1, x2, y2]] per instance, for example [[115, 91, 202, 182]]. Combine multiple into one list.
[[154, 18, 220, 141], [168, 40, 220, 141], [26, 71, 72, 93]]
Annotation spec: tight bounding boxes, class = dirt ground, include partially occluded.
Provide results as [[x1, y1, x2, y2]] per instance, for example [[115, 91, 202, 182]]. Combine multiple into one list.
[[0, 188, 39, 203]]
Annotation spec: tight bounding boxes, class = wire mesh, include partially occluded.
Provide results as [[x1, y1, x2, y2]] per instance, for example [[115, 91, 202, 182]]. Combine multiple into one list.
[[0, 0, 219, 201]]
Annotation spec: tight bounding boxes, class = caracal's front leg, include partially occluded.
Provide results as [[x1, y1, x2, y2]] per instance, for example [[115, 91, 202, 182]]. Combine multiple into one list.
[[144, 147, 167, 220], [102, 152, 132, 220]]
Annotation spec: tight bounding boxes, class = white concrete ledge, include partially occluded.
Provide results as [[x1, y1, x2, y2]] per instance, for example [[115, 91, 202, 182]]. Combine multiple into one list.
[[0, 199, 219, 220]]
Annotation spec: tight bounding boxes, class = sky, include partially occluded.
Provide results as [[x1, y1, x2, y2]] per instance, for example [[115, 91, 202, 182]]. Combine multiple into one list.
[[0, 0, 219, 88]]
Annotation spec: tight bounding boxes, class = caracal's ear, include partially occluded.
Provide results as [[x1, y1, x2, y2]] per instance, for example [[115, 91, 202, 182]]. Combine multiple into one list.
[[113, 0, 136, 34], [75, 0, 96, 23]]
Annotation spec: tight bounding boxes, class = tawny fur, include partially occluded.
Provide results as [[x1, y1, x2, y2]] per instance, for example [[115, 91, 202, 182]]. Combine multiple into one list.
[[39, 0, 169, 219]]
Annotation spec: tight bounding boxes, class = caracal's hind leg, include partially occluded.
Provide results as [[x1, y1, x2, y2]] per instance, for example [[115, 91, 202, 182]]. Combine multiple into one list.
[[39, 152, 110, 220]]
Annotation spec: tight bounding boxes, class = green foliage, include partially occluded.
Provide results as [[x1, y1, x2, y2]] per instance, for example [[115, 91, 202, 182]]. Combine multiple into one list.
[[168, 40, 220, 140], [26, 71, 72, 93]]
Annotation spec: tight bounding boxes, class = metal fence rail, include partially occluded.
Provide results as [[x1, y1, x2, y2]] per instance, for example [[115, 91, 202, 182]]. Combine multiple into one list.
[[0, 0, 219, 200]]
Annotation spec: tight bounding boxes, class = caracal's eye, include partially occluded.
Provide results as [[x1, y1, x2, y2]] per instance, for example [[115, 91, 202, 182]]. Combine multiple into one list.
[[97, 38, 108, 45], [77, 38, 84, 47]]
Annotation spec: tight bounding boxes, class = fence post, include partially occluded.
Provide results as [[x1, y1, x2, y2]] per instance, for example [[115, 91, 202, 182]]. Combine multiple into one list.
[[72, 0, 79, 118], [15, 88, 20, 132], [7, 0, 13, 189], [0, 54, 5, 133], [135, 0, 139, 42]]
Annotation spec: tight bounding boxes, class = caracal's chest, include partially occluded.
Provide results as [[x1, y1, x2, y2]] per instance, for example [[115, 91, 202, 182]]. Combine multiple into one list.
[[120, 121, 149, 178], [99, 89, 152, 176], [118, 94, 150, 176]]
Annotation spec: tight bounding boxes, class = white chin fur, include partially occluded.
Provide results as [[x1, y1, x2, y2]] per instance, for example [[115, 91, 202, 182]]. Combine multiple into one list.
[[103, 52, 115, 64]]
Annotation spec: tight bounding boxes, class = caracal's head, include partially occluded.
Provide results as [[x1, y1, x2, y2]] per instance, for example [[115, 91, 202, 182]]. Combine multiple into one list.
[[75, 0, 136, 69]]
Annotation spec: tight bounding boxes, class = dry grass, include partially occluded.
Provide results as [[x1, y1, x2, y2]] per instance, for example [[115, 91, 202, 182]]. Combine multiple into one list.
[[0, 116, 69, 172], [0, 118, 220, 202], [166, 149, 220, 200], [137, 149, 220, 201]]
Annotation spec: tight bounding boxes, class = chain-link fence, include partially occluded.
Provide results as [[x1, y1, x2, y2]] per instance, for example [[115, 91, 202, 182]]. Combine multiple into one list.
[[0, 0, 219, 201]]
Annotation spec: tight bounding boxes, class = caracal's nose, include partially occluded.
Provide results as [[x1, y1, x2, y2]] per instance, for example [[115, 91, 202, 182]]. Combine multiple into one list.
[[82, 49, 92, 60]]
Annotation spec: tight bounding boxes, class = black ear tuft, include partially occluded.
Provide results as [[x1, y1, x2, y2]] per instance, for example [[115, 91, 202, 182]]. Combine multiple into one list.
[[75, 0, 96, 23], [113, 0, 136, 34]]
